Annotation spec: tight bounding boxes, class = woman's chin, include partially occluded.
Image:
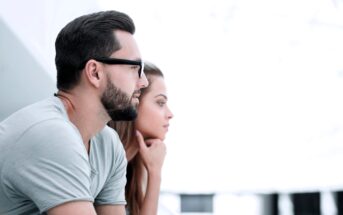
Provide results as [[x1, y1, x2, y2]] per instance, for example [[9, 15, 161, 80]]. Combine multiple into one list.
[[158, 134, 166, 141], [146, 133, 165, 141]]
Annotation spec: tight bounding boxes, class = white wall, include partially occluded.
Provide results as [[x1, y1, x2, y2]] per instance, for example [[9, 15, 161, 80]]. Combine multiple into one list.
[[0, 0, 99, 119]]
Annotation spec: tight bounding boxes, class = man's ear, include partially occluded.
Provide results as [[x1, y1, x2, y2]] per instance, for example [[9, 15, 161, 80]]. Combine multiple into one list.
[[84, 59, 104, 88]]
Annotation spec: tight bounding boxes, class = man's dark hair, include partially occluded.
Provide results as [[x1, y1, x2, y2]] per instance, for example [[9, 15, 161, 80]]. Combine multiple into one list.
[[55, 10, 135, 90]]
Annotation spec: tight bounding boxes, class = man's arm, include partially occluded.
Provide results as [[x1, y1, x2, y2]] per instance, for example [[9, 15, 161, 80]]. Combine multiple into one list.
[[95, 205, 126, 215], [48, 201, 97, 215]]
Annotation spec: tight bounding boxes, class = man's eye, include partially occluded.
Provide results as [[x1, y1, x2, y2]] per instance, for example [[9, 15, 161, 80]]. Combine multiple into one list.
[[131, 65, 139, 70]]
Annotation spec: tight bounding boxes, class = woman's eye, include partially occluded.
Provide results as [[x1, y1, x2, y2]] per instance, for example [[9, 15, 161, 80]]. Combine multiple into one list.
[[157, 101, 166, 107]]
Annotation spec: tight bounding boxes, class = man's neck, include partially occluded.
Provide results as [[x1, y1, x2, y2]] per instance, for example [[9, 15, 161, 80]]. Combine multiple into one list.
[[56, 90, 109, 152]]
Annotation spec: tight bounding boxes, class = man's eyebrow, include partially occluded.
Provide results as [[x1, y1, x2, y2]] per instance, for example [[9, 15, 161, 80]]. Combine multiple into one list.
[[154, 94, 168, 100]]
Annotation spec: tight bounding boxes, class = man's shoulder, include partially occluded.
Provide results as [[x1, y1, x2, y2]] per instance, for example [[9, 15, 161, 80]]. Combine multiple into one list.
[[6, 118, 84, 159], [0, 97, 80, 150], [0, 97, 67, 128]]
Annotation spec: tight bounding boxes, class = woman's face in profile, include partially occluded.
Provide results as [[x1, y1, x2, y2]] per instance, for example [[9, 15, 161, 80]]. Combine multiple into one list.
[[135, 76, 173, 140]]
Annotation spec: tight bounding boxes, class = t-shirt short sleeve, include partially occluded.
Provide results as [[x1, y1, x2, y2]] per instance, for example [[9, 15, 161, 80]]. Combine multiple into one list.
[[2, 119, 94, 213], [94, 129, 127, 205]]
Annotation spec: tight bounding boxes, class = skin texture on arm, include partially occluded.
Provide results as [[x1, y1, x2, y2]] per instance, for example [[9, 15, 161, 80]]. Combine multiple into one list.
[[95, 204, 126, 215], [47, 201, 97, 215], [136, 131, 166, 215]]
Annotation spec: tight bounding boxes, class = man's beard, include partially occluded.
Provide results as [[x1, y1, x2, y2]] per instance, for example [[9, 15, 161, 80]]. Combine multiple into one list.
[[101, 78, 137, 121]]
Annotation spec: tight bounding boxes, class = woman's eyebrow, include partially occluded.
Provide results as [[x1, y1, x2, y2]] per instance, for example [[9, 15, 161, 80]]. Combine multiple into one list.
[[154, 94, 168, 99]]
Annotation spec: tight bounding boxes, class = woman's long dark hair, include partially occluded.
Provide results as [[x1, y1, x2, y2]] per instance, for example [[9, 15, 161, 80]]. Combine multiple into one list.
[[108, 62, 164, 215]]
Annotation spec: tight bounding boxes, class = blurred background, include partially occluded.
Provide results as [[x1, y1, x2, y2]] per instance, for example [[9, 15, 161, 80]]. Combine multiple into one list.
[[1, 0, 343, 214]]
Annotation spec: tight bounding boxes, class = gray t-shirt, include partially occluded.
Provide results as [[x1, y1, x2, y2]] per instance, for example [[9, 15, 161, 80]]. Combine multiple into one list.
[[0, 97, 127, 215]]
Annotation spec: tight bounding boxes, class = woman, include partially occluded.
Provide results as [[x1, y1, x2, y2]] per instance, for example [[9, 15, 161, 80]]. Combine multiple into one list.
[[109, 62, 174, 215]]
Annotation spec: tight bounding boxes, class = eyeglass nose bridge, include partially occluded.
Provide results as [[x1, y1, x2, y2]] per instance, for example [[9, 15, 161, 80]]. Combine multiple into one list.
[[139, 61, 145, 78], [139, 69, 149, 88]]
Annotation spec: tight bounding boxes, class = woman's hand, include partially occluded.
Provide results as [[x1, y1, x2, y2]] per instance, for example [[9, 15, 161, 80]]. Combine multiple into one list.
[[135, 131, 165, 215], [136, 130, 166, 174]]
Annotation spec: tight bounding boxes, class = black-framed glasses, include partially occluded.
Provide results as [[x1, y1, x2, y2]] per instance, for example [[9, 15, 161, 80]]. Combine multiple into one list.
[[94, 57, 144, 78]]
